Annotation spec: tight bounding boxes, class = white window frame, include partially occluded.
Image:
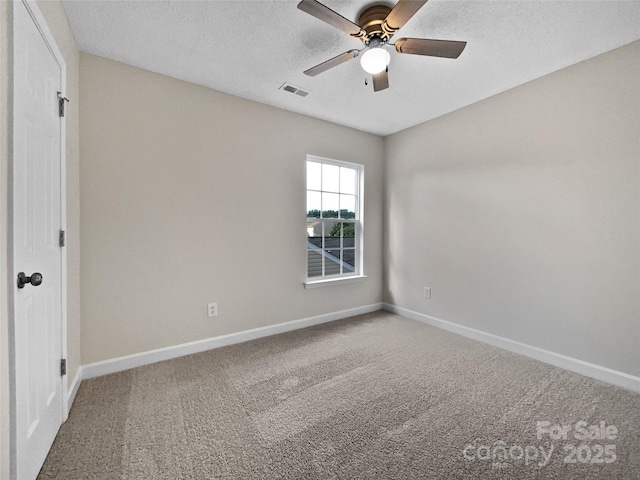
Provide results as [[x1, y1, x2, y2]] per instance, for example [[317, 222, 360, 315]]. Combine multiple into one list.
[[304, 155, 366, 288]]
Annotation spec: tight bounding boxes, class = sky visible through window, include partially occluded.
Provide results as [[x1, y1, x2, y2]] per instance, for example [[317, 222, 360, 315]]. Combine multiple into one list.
[[306, 162, 356, 219]]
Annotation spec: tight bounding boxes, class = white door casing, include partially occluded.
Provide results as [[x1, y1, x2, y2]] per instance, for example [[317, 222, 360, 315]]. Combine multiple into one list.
[[11, 1, 67, 479]]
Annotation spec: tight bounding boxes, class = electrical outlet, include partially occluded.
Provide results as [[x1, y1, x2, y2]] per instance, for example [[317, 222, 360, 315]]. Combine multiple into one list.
[[207, 303, 218, 317], [424, 287, 431, 299]]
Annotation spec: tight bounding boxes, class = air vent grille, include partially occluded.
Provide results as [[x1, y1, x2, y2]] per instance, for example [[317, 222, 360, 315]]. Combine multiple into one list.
[[279, 83, 310, 98]]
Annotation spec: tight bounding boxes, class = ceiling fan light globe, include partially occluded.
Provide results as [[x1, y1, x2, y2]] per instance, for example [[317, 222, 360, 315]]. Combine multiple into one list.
[[360, 47, 390, 74]]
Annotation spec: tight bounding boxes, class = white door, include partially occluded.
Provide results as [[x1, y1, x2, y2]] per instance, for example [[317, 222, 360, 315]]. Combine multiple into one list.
[[13, 1, 65, 479]]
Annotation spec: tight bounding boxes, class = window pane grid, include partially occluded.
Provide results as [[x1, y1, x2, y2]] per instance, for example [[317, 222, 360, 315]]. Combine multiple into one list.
[[307, 157, 362, 280]]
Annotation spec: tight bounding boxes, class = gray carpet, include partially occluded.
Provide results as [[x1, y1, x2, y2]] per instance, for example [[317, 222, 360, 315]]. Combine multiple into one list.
[[39, 311, 639, 479]]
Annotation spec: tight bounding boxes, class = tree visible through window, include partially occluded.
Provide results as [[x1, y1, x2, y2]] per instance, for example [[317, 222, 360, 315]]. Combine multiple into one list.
[[306, 156, 363, 279]]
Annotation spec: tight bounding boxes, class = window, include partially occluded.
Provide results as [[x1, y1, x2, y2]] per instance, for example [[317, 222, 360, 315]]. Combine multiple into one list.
[[306, 155, 364, 285]]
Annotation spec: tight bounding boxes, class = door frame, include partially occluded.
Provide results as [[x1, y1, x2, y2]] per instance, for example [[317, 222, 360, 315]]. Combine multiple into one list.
[[9, 0, 68, 477]]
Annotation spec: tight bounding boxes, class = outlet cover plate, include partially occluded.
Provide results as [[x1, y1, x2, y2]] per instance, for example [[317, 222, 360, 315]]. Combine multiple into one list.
[[208, 303, 218, 317]]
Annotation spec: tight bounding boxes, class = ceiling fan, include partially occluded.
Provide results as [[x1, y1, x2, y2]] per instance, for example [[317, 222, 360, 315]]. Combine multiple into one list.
[[298, 0, 467, 92]]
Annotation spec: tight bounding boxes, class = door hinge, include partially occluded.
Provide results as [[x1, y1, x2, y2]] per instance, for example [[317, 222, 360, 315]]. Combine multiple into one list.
[[59, 230, 66, 247], [60, 359, 67, 376], [57, 92, 69, 117]]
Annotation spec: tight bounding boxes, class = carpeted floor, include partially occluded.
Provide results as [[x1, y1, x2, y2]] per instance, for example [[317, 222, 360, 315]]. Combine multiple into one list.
[[38, 311, 639, 479]]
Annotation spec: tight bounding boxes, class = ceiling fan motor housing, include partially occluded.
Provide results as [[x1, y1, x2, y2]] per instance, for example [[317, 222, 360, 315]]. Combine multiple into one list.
[[358, 5, 394, 41]]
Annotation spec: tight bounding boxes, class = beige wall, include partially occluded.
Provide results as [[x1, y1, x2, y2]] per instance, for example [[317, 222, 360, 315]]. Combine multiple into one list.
[[79, 53, 384, 364], [384, 41, 640, 376], [1, 1, 80, 476]]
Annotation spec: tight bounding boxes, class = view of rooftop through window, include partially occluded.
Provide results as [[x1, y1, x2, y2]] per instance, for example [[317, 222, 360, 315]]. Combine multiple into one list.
[[306, 157, 362, 280]]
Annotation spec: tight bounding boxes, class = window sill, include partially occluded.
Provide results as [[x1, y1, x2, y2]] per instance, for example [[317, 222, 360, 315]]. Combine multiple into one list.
[[304, 275, 367, 289]]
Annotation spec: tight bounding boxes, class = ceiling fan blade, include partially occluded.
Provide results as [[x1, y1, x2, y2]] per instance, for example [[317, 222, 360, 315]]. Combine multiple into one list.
[[372, 70, 389, 92], [304, 50, 359, 77], [395, 38, 467, 58], [383, 0, 428, 34], [298, 0, 365, 38]]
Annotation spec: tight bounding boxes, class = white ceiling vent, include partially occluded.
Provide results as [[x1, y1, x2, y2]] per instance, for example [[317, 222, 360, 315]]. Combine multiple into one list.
[[279, 83, 310, 98]]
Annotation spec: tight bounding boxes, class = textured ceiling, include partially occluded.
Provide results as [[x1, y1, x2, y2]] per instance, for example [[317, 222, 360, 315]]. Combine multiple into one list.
[[62, 0, 640, 136]]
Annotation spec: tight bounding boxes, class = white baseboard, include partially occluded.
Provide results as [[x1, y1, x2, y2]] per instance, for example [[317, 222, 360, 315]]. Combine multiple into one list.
[[67, 366, 83, 411], [383, 303, 640, 393], [82, 303, 383, 380]]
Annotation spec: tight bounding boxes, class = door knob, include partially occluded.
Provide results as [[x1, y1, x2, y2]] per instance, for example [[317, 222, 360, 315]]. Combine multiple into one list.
[[17, 272, 43, 289]]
